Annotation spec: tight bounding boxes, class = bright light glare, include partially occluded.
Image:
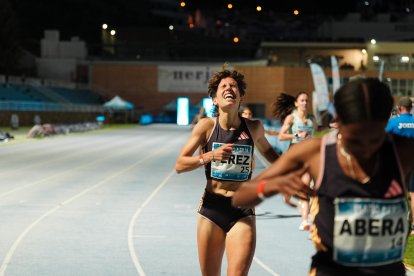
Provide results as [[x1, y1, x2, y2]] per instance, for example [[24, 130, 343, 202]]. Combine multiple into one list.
[[401, 56, 410, 63], [361, 49, 367, 54], [203, 98, 214, 118], [293, 9, 299, 15], [177, 97, 189, 125], [110, 30, 116, 36], [233, 37, 239, 43], [102, 24, 108, 30], [256, 6, 262, 12], [169, 25, 174, 31], [370, 39, 376, 44], [228, 3, 233, 9], [373, 56, 380, 62], [180, 1, 186, 7]]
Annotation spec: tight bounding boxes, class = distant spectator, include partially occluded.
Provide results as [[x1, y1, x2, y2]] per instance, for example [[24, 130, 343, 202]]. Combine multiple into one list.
[[33, 114, 41, 125], [385, 96, 414, 138], [385, 96, 414, 235], [191, 107, 207, 127], [240, 106, 253, 119], [10, 114, 19, 130]]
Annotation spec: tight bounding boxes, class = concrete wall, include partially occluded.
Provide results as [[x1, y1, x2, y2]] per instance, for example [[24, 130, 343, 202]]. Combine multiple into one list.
[[90, 63, 413, 119], [90, 63, 316, 118]]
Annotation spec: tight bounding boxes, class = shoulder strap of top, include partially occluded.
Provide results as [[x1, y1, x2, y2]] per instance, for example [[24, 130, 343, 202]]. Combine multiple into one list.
[[314, 129, 338, 191], [203, 117, 218, 149]]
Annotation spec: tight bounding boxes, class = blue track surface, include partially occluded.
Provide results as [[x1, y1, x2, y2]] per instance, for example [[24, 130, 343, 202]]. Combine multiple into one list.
[[0, 124, 411, 276]]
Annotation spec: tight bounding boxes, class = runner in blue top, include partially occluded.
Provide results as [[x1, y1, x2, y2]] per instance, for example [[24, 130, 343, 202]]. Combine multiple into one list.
[[386, 96, 414, 235], [386, 96, 414, 138]]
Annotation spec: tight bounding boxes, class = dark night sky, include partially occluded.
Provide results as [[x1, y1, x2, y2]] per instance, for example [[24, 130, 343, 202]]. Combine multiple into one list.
[[8, 0, 412, 44], [9, 0, 364, 42]]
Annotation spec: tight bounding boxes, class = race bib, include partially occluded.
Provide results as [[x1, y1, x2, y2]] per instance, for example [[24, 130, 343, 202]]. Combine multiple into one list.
[[211, 142, 253, 181], [333, 198, 408, 267]]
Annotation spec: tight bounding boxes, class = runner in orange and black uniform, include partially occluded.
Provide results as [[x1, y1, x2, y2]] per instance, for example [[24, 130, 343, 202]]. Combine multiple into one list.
[[232, 78, 414, 276], [309, 130, 408, 275]]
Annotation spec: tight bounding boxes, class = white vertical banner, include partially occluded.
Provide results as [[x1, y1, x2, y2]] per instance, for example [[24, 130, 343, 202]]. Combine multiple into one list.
[[312, 91, 322, 125], [331, 56, 341, 94], [177, 97, 189, 125], [378, 60, 385, 81], [310, 63, 329, 112]]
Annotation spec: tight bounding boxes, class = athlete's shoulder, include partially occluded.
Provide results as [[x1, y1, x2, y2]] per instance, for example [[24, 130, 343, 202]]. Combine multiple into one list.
[[244, 117, 261, 126], [192, 117, 215, 134], [286, 113, 295, 121], [244, 118, 265, 133], [197, 117, 215, 127]]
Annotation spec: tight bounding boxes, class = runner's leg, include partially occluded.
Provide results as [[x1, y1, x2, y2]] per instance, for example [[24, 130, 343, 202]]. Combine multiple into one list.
[[197, 215, 226, 276], [225, 216, 256, 276]]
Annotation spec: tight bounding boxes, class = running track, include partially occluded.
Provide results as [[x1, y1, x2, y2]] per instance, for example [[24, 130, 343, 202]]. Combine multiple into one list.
[[0, 124, 411, 276]]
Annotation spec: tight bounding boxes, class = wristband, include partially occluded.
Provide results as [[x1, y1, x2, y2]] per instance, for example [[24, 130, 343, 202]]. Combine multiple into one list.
[[198, 154, 204, 165], [257, 180, 266, 201], [294, 133, 299, 138]]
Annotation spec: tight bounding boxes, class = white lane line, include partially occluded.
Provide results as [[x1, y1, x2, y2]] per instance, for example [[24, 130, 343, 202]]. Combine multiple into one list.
[[0, 137, 181, 276], [0, 135, 125, 176], [133, 235, 165, 239], [253, 256, 281, 276], [127, 169, 176, 276], [253, 151, 282, 275], [0, 135, 162, 199]]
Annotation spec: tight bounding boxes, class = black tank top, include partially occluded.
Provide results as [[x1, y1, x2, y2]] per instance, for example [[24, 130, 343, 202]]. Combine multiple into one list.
[[311, 131, 408, 272], [202, 116, 254, 182]]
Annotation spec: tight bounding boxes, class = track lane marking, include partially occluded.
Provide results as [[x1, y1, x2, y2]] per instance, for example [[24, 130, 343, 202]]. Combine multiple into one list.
[[0, 136, 183, 276], [127, 169, 176, 276]]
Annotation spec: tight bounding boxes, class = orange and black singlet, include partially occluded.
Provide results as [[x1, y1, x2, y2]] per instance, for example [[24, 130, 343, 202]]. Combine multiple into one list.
[[310, 131, 409, 276]]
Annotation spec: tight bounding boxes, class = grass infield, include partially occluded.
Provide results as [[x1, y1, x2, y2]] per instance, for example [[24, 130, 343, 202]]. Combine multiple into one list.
[[405, 235, 414, 267]]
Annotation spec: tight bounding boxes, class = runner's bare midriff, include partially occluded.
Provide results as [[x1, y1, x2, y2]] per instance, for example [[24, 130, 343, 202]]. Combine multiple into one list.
[[206, 179, 242, 197]]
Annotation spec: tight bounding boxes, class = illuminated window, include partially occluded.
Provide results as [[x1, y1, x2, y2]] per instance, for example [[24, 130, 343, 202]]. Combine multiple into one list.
[[401, 56, 410, 63]]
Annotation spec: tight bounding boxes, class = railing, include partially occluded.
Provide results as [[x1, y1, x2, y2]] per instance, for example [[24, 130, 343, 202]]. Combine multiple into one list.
[[0, 75, 89, 90], [0, 101, 105, 112]]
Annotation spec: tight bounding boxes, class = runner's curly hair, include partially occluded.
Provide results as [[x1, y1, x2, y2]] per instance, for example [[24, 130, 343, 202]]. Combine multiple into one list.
[[207, 66, 246, 98], [207, 64, 247, 117]]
